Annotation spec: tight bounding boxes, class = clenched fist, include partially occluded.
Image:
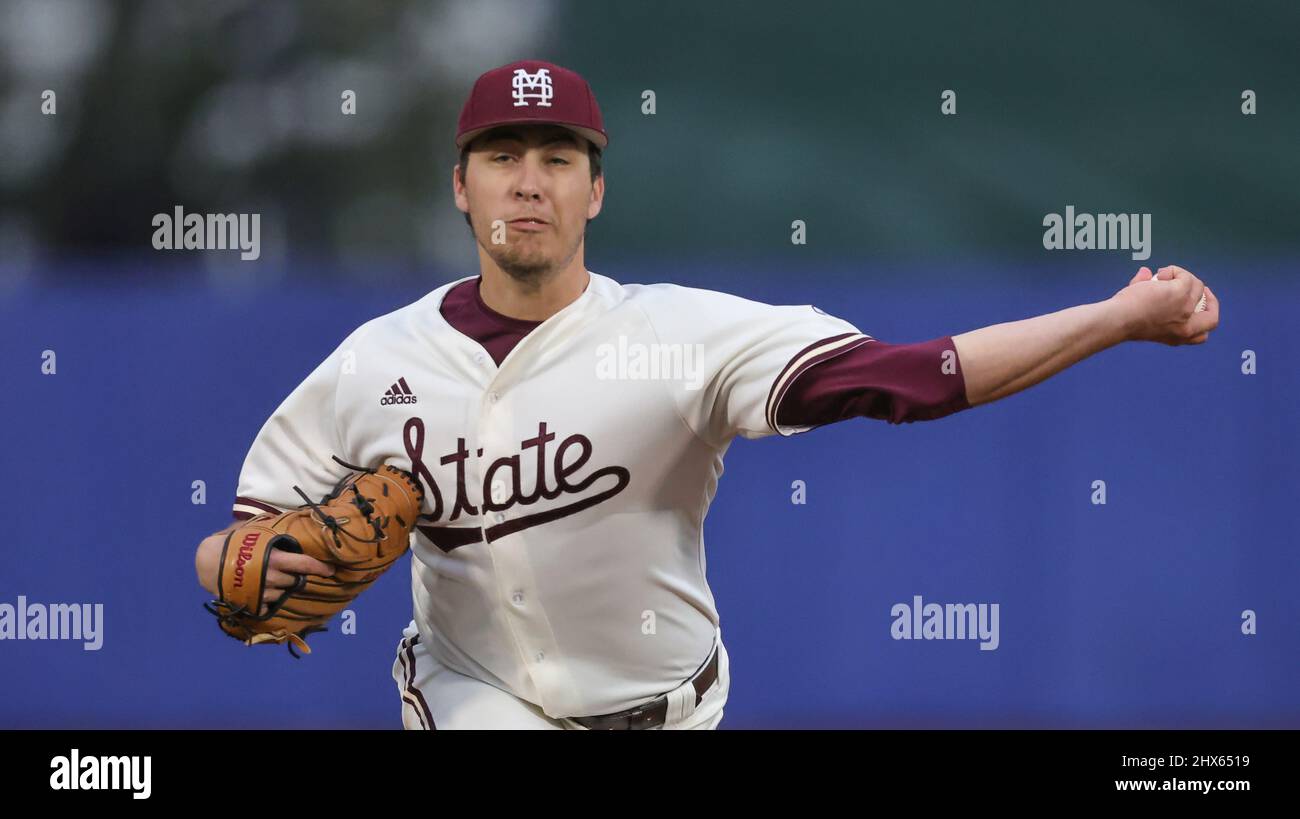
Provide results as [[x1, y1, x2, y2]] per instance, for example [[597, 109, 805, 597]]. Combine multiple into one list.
[[1110, 265, 1219, 345]]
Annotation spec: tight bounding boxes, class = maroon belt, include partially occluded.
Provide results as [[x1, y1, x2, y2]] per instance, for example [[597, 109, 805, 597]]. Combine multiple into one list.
[[569, 644, 720, 730]]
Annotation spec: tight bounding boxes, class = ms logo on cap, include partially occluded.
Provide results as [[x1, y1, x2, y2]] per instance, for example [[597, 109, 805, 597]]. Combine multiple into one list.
[[456, 59, 608, 151], [512, 68, 554, 108]]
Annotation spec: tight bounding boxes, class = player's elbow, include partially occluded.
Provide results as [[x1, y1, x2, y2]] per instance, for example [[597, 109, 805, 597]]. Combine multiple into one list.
[[886, 400, 971, 424]]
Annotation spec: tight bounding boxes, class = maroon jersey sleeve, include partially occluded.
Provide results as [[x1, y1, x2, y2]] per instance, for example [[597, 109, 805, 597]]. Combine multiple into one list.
[[773, 336, 971, 431]]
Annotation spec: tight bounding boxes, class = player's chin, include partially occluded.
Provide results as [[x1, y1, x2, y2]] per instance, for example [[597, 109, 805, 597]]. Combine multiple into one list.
[[492, 247, 555, 275], [500, 241, 549, 261]]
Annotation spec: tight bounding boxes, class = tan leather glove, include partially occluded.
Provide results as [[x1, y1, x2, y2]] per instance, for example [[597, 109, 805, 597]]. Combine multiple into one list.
[[205, 458, 423, 656]]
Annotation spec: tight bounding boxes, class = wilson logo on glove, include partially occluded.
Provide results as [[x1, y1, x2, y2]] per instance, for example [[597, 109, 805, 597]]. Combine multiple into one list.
[[231, 534, 258, 589]]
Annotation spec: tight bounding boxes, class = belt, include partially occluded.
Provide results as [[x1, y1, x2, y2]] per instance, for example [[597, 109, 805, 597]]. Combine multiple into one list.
[[569, 644, 720, 730]]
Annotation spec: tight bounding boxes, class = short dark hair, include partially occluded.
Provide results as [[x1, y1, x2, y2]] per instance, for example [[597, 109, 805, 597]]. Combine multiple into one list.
[[458, 132, 603, 228]]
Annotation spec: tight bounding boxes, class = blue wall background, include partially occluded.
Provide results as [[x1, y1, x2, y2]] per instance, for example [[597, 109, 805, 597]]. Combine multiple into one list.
[[1, 258, 1294, 728]]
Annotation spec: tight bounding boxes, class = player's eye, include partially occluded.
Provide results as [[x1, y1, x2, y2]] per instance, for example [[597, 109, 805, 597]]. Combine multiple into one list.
[[491, 154, 514, 163], [548, 156, 570, 165]]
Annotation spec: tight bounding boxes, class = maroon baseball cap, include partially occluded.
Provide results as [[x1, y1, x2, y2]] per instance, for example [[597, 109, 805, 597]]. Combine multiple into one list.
[[455, 59, 608, 152]]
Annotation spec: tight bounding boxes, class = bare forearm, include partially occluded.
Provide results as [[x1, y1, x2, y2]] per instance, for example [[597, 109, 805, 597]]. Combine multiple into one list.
[[777, 266, 1217, 424], [951, 300, 1130, 407]]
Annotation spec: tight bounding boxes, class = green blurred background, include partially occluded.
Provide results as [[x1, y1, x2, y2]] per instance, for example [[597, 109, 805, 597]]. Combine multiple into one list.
[[2, 0, 1296, 284]]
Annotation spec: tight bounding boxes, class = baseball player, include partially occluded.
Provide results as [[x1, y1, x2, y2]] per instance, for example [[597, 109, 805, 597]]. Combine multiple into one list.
[[194, 60, 1219, 729]]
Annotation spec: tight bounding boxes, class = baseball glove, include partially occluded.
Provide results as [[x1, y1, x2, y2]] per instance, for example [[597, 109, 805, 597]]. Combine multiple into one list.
[[204, 457, 424, 656]]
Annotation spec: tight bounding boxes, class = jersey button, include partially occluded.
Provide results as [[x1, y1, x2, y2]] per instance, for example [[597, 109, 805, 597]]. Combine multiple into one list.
[[487, 392, 499, 403], [511, 592, 524, 605], [494, 512, 505, 524], [534, 651, 545, 662], [473, 352, 485, 365]]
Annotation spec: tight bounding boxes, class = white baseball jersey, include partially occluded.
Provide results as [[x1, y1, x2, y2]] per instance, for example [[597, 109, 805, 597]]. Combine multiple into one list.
[[233, 270, 868, 718]]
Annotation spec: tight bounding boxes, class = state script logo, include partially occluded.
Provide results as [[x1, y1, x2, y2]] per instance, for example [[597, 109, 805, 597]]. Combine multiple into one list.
[[402, 418, 629, 549], [511, 68, 553, 107]]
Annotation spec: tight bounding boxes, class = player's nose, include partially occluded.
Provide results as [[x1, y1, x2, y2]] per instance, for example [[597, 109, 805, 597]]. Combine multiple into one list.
[[511, 154, 545, 200]]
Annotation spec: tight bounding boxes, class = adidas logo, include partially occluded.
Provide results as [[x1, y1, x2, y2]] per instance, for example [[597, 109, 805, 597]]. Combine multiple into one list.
[[380, 377, 419, 406]]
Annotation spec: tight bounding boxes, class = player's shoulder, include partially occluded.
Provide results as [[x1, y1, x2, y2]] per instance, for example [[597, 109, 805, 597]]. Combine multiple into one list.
[[613, 277, 776, 319], [612, 277, 833, 340], [608, 273, 864, 339]]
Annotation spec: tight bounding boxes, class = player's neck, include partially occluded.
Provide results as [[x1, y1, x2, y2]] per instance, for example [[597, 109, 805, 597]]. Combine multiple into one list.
[[477, 256, 591, 322]]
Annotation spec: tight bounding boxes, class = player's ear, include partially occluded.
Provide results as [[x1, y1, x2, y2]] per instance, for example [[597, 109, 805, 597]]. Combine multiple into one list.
[[453, 162, 469, 215], [587, 174, 604, 221]]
